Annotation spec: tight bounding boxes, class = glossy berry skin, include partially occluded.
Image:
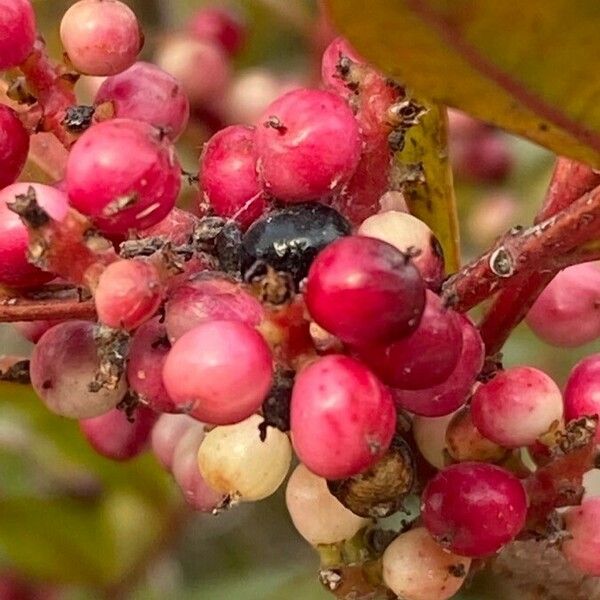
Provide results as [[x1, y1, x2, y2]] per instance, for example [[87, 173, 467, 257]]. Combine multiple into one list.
[[0, 105, 30, 189], [199, 125, 265, 229], [358, 291, 462, 390], [188, 6, 246, 55], [241, 203, 351, 286], [60, 0, 142, 76], [562, 498, 600, 576], [255, 88, 362, 201], [80, 405, 156, 461], [164, 274, 264, 342], [421, 462, 527, 558], [95, 259, 162, 330], [306, 236, 426, 346], [151, 413, 197, 470], [162, 320, 273, 425], [526, 263, 600, 347], [0, 183, 69, 287], [392, 315, 485, 417], [290, 355, 396, 479], [0, 0, 36, 69], [564, 354, 600, 442], [95, 62, 190, 140], [471, 366, 564, 448], [65, 119, 181, 236]]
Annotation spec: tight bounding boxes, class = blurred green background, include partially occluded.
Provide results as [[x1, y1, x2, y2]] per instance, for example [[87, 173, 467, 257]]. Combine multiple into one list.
[[0, 1, 597, 598]]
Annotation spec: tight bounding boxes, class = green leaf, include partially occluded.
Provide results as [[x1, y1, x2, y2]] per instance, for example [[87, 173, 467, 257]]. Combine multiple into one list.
[[0, 381, 179, 586], [396, 101, 460, 272], [325, 0, 600, 167]]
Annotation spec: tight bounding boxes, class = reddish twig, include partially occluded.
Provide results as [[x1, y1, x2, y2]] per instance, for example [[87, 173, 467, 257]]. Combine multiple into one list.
[[0, 295, 95, 323], [476, 159, 600, 354], [442, 183, 600, 312]]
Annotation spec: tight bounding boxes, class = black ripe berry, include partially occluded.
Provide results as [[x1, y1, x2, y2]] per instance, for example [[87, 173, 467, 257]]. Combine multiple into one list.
[[240, 203, 351, 287]]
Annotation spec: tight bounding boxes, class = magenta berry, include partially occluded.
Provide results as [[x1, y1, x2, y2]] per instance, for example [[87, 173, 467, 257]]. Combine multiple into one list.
[[162, 320, 273, 425], [127, 318, 175, 414], [471, 366, 563, 448], [255, 88, 362, 201], [562, 498, 600, 576], [0, 0, 36, 70], [94, 259, 163, 330], [0, 183, 68, 288], [164, 274, 264, 342], [306, 236, 426, 346], [65, 118, 181, 236], [526, 263, 600, 347], [358, 291, 463, 390], [12, 320, 61, 343], [0, 105, 30, 189], [200, 125, 265, 229], [564, 354, 600, 442], [188, 6, 246, 55], [80, 405, 156, 461], [290, 355, 396, 480], [421, 462, 527, 557], [392, 315, 485, 417], [95, 62, 190, 140], [60, 0, 142, 76]]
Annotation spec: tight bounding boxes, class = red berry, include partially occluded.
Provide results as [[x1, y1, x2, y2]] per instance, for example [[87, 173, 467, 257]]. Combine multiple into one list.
[[65, 119, 181, 236], [421, 462, 527, 557], [140, 207, 199, 245], [200, 125, 265, 229], [95, 61, 190, 140], [0, 105, 30, 189], [562, 497, 600, 576], [306, 236, 426, 346], [564, 354, 600, 442], [392, 315, 484, 417], [290, 355, 396, 479], [188, 6, 246, 55], [255, 88, 362, 201], [358, 291, 462, 389], [0, 0, 36, 70], [162, 320, 273, 425], [0, 183, 68, 288]]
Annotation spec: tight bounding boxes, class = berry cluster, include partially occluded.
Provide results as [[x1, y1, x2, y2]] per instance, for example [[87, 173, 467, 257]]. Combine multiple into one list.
[[1, 1, 600, 598]]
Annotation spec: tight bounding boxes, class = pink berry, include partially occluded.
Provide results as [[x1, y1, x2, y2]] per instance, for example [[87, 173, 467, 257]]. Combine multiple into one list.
[[151, 413, 197, 469], [0, 0, 36, 69], [188, 6, 246, 55], [290, 355, 396, 479], [392, 315, 484, 417], [140, 207, 199, 246], [321, 36, 364, 97], [0, 183, 68, 287], [162, 320, 273, 425], [200, 125, 265, 229], [526, 263, 600, 347], [255, 88, 362, 201], [155, 35, 231, 106], [564, 354, 600, 442], [95, 259, 163, 330], [12, 320, 61, 343], [0, 105, 30, 188], [358, 291, 463, 390], [80, 405, 156, 461], [164, 274, 264, 342], [562, 498, 600, 576], [127, 318, 175, 413], [60, 0, 142, 76], [95, 62, 190, 140], [471, 366, 563, 448], [421, 462, 527, 557], [65, 119, 181, 236], [306, 236, 426, 346]]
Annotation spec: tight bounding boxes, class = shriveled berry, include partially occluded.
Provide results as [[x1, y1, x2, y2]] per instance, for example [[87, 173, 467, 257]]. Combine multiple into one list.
[[241, 203, 351, 287], [306, 236, 426, 346]]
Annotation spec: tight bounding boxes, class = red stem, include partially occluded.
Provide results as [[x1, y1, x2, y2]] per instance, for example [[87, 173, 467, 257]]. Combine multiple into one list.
[[0, 295, 95, 323]]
